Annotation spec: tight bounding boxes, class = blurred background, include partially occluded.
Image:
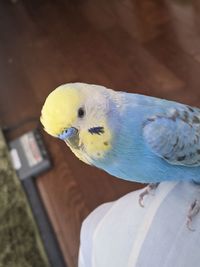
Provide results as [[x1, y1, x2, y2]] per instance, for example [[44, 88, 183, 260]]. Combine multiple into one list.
[[1, 0, 200, 266]]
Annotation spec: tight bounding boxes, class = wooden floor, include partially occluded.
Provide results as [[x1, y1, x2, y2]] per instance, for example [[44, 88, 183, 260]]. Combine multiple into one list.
[[1, 0, 200, 266]]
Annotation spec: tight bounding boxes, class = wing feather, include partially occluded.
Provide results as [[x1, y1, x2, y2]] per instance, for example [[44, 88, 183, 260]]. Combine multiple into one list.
[[143, 105, 200, 166]]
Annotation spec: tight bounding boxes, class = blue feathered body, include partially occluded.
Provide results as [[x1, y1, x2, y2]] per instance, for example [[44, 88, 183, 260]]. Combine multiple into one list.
[[92, 92, 200, 184]]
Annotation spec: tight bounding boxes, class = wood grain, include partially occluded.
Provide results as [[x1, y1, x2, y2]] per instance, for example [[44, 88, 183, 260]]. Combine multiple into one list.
[[0, 0, 200, 266]]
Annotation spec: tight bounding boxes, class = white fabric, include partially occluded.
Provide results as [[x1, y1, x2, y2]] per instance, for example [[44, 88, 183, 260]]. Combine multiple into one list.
[[79, 181, 200, 267]]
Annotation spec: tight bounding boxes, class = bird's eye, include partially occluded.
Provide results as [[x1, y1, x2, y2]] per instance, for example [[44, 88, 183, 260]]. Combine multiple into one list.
[[78, 107, 85, 118]]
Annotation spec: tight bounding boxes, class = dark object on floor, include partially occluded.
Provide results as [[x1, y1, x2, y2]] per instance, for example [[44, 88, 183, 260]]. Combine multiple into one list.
[[0, 129, 49, 267], [9, 128, 51, 180], [22, 177, 67, 267]]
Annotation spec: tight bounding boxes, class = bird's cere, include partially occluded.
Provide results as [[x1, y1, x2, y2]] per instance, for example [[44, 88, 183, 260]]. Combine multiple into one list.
[[58, 127, 78, 140]]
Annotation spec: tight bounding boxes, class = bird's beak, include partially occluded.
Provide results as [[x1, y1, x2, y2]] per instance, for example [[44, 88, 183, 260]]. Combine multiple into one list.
[[67, 127, 78, 139], [64, 127, 80, 149]]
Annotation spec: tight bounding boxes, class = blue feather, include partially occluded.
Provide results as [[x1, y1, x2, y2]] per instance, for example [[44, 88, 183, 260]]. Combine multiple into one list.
[[91, 93, 200, 184]]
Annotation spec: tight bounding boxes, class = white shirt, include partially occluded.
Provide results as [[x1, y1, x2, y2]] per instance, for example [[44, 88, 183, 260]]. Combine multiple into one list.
[[79, 181, 200, 267]]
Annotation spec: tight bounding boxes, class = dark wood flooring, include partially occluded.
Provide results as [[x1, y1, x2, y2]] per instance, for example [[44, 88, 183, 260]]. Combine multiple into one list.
[[1, 0, 200, 266]]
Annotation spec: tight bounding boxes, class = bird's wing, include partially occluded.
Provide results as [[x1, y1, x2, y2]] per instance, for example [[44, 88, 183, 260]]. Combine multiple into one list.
[[143, 105, 200, 166]]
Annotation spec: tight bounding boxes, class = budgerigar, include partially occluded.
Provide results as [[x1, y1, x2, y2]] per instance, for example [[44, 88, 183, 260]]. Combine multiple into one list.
[[41, 82, 200, 229]]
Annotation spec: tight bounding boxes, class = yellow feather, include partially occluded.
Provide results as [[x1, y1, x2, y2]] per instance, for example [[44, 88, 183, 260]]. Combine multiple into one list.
[[79, 120, 112, 159], [41, 86, 81, 136]]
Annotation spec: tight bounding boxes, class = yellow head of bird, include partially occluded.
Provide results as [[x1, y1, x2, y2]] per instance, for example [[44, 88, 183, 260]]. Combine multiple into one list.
[[40, 83, 114, 161], [40, 84, 84, 137]]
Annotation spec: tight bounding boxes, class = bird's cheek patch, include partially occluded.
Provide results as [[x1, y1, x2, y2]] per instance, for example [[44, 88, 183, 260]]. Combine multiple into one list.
[[79, 126, 112, 158]]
